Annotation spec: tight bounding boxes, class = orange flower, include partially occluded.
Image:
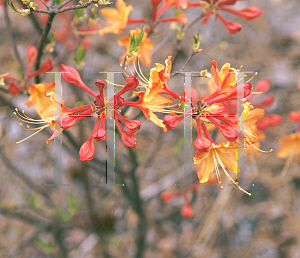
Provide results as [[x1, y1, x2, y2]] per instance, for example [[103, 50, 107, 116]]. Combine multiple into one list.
[[98, 0, 133, 36], [277, 133, 300, 161], [194, 141, 251, 195], [26, 81, 55, 115], [245, 127, 265, 159], [118, 28, 154, 66], [124, 57, 181, 132], [238, 102, 265, 144]]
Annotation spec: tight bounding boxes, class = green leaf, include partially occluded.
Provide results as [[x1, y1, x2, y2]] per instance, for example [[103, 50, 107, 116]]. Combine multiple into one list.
[[74, 101, 85, 108], [68, 193, 78, 212], [135, 26, 144, 47], [76, 44, 86, 63], [37, 238, 52, 254], [172, 136, 185, 155], [57, 209, 72, 221], [29, 195, 42, 210], [75, 8, 84, 19]]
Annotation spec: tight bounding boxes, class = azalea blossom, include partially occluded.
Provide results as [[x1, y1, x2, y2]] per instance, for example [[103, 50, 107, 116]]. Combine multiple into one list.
[[194, 141, 251, 195], [194, 0, 263, 34], [123, 56, 184, 132], [15, 64, 142, 161], [26, 82, 55, 115], [98, 0, 133, 36]]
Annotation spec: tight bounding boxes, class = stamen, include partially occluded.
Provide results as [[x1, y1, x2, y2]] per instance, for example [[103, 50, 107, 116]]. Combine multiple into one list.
[[237, 65, 243, 73], [237, 74, 246, 83], [120, 63, 130, 77], [137, 55, 149, 83], [247, 140, 273, 153], [245, 72, 257, 83], [16, 125, 49, 144], [214, 149, 251, 195], [280, 149, 295, 177], [212, 153, 223, 188], [132, 57, 148, 85]]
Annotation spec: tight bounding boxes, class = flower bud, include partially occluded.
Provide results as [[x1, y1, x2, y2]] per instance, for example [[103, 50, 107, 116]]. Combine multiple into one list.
[[61, 64, 85, 86], [79, 138, 95, 162], [194, 137, 211, 150], [288, 111, 300, 123], [93, 128, 106, 142], [181, 204, 194, 219], [225, 21, 242, 34], [8, 82, 22, 95], [27, 59, 54, 79], [160, 192, 173, 203], [61, 64, 97, 98], [254, 79, 270, 94], [123, 119, 142, 133], [26, 44, 37, 64], [120, 131, 137, 148], [220, 126, 237, 141], [235, 7, 264, 20], [218, 0, 238, 5], [163, 114, 184, 130], [115, 75, 139, 97], [253, 96, 274, 107]]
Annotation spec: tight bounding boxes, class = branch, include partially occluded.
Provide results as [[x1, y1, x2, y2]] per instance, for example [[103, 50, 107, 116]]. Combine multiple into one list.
[[34, 12, 56, 83], [4, 1, 25, 74]]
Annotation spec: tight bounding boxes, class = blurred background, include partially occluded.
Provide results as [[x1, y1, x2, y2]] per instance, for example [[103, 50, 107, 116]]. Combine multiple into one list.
[[0, 0, 300, 257]]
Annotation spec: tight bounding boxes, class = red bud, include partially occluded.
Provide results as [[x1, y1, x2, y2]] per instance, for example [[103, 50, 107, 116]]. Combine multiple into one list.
[[79, 138, 95, 162], [160, 192, 173, 203], [163, 114, 184, 130], [8, 82, 22, 95], [194, 137, 211, 150], [121, 131, 137, 148], [254, 79, 270, 94], [27, 59, 54, 79], [288, 111, 300, 123], [181, 204, 194, 218], [26, 44, 37, 64], [60, 64, 97, 98], [225, 21, 242, 34], [93, 128, 106, 142], [220, 125, 237, 141], [115, 75, 139, 97], [234, 7, 264, 20]]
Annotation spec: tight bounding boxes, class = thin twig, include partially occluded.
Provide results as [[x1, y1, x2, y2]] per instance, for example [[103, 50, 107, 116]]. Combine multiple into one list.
[[4, 1, 25, 75], [34, 12, 56, 83]]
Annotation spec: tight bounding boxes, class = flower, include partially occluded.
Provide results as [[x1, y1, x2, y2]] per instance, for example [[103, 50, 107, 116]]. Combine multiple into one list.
[[15, 64, 141, 161], [98, 0, 133, 36], [118, 28, 154, 66], [238, 102, 265, 144], [198, 0, 264, 34], [277, 133, 300, 162], [26, 81, 55, 115], [193, 141, 251, 195], [124, 56, 183, 132]]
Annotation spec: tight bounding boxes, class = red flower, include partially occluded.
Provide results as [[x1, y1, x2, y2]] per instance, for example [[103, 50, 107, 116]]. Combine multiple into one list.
[[198, 0, 263, 34]]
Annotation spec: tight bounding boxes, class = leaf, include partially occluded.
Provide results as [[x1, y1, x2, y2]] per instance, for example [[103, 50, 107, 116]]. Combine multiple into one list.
[[135, 26, 145, 47], [76, 44, 86, 62], [68, 193, 78, 212], [37, 238, 52, 254]]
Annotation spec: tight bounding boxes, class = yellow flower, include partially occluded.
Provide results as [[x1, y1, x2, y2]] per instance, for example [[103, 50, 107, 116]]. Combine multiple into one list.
[[118, 28, 154, 66], [238, 102, 265, 144], [277, 133, 300, 161], [98, 0, 133, 36], [26, 81, 55, 115], [194, 141, 251, 195]]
